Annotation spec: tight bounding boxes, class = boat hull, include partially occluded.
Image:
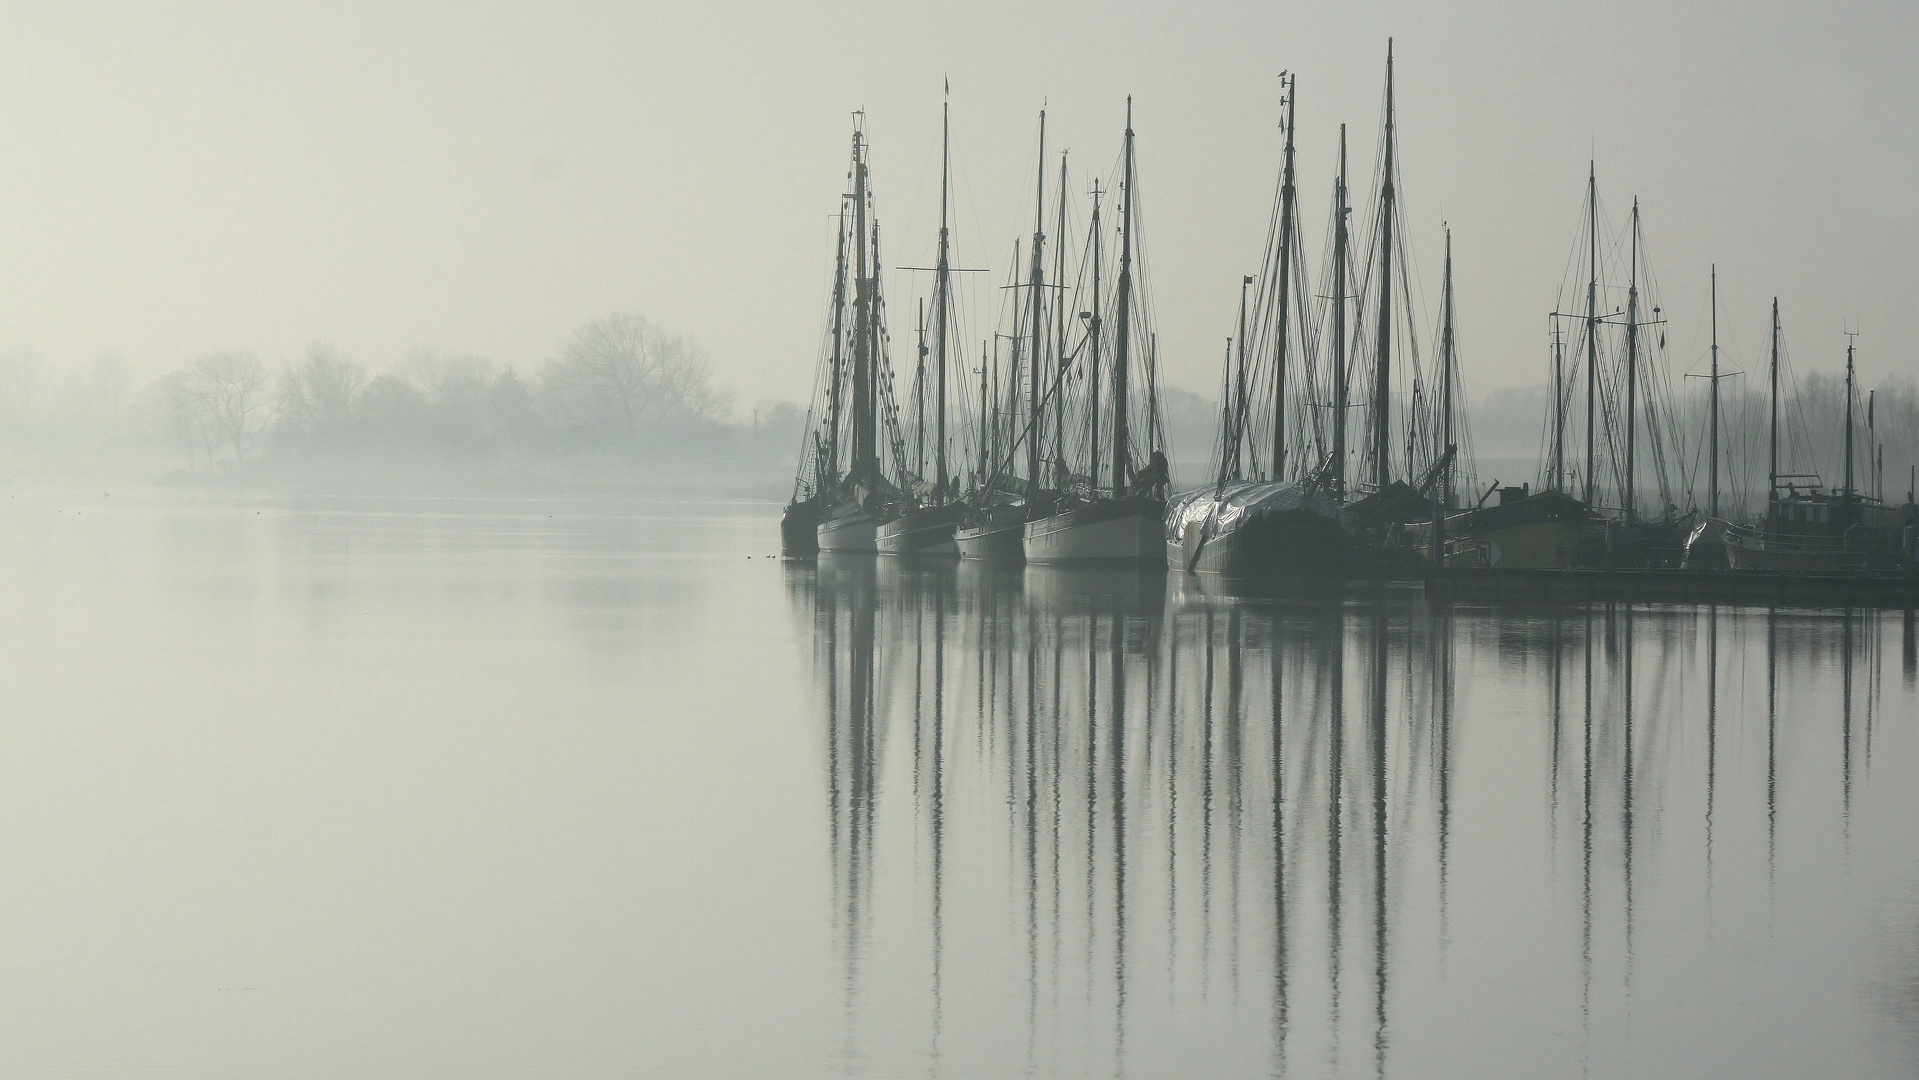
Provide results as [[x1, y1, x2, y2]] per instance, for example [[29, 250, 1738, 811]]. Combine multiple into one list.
[[1165, 482, 1352, 577], [781, 496, 823, 557], [1722, 525, 1869, 571], [1025, 494, 1167, 566], [876, 504, 961, 556], [955, 520, 1027, 561], [817, 500, 878, 553], [1444, 519, 1582, 569]]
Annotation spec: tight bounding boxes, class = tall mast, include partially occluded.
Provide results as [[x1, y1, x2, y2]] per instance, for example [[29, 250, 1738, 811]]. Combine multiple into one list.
[[850, 125, 875, 484], [914, 298, 927, 477], [1088, 182, 1104, 488], [933, 92, 953, 502], [1843, 332, 1857, 497], [1550, 323, 1564, 491], [1439, 226, 1456, 508], [1052, 152, 1070, 488], [1709, 265, 1720, 518], [1331, 125, 1350, 500], [826, 195, 850, 481], [1624, 200, 1641, 522], [1112, 97, 1137, 495], [1582, 163, 1599, 507], [1231, 274, 1251, 481], [1371, 42, 1396, 491], [980, 338, 990, 486], [1271, 73, 1298, 482], [995, 243, 1016, 478], [1768, 298, 1780, 508], [1027, 112, 1047, 491]]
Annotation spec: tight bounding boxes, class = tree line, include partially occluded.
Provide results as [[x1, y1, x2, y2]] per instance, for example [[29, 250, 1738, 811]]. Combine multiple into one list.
[[0, 314, 807, 484]]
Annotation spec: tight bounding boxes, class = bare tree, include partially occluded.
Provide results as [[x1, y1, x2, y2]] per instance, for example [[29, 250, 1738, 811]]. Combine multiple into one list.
[[544, 313, 732, 439], [185, 352, 270, 461], [146, 369, 211, 470], [277, 343, 365, 438]]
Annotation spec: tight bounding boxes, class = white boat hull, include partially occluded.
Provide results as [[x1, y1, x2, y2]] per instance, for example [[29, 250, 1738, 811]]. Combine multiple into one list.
[[817, 502, 878, 553], [1024, 496, 1166, 565]]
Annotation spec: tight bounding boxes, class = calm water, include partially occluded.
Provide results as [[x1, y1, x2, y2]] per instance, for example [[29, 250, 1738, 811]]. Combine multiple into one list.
[[2, 487, 1917, 1078]]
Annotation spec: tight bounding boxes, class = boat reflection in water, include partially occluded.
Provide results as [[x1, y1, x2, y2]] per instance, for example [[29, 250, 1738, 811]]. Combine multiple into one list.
[[789, 559, 1914, 1078]]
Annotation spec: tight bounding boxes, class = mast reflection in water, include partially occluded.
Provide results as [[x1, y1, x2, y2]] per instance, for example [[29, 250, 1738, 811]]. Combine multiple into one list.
[[790, 561, 1919, 1078]]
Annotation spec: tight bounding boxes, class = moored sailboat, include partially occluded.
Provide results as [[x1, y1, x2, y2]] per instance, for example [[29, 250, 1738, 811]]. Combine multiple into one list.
[[1024, 99, 1171, 565], [957, 113, 1058, 562], [1716, 323, 1912, 569], [874, 94, 968, 557]]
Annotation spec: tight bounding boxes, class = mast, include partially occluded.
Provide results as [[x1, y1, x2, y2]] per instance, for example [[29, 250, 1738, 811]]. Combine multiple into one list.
[[825, 196, 850, 481], [1550, 323, 1564, 491], [1231, 274, 1251, 481], [1271, 73, 1298, 481], [850, 126, 876, 485], [933, 93, 953, 502], [1843, 332, 1857, 497], [1582, 163, 1599, 508], [1439, 226, 1456, 507], [1768, 298, 1780, 508], [1331, 125, 1350, 500], [914, 299, 927, 477], [1112, 97, 1137, 495], [1371, 42, 1396, 491], [1624, 200, 1641, 522], [980, 339, 990, 487], [1708, 265, 1720, 518], [1027, 112, 1047, 492], [1053, 153, 1070, 488], [1088, 181, 1104, 489], [1266, 76, 1297, 481], [995, 242, 1016, 479]]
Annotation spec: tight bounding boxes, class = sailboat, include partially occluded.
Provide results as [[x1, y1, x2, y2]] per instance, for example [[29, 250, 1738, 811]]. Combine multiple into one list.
[[875, 93, 966, 556], [1718, 324, 1909, 569], [1174, 48, 1448, 578], [956, 114, 1055, 561], [1529, 171, 1693, 567], [809, 117, 912, 554], [787, 119, 891, 556], [1166, 73, 1351, 576], [1023, 99, 1171, 566]]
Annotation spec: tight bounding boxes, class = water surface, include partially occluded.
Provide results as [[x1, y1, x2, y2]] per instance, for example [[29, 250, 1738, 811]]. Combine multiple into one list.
[[1, 487, 1914, 1078]]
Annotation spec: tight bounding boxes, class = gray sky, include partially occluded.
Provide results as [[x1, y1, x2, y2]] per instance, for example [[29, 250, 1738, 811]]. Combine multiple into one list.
[[0, 0, 1912, 407]]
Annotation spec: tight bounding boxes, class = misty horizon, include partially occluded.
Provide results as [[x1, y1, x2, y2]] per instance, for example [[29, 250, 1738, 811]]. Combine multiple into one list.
[[0, 3, 1910, 421]]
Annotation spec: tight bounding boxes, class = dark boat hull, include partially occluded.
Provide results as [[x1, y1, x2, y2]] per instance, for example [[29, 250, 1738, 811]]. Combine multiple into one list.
[[955, 519, 1026, 561], [781, 496, 823, 557], [1722, 524, 1869, 571], [876, 503, 961, 556], [1166, 481, 1356, 577]]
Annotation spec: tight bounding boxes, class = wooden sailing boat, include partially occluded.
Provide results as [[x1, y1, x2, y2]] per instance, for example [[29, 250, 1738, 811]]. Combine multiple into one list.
[[956, 112, 1052, 561], [1175, 48, 1451, 578], [1329, 44, 1456, 540], [812, 117, 906, 553], [1536, 172, 1693, 566], [1718, 324, 1910, 569], [876, 93, 965, 556], [787, 119, 893, 555], [1432, 227, 1584, 569], [1024, 99, 1170, 565], [1165, 73, 1352, 576]]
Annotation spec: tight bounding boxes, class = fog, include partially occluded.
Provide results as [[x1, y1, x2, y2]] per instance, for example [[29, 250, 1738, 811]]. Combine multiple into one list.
[[0, 0, 1912, 435]]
